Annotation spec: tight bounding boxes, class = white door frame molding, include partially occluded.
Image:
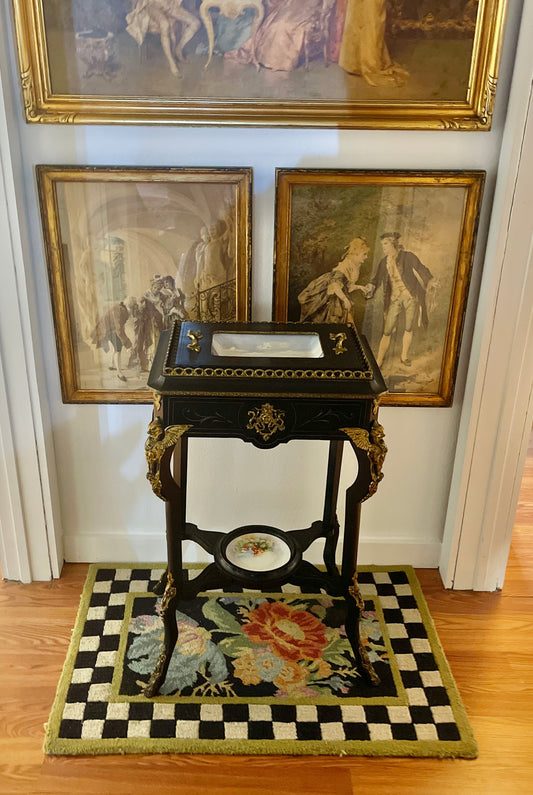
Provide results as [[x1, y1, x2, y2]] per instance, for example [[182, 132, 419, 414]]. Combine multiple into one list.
[[441, 3, 533, 591], [0, 11, 62, 582]]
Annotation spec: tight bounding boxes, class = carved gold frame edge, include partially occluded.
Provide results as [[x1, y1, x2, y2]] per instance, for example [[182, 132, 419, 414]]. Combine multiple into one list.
[[11, 0, 508, 129]]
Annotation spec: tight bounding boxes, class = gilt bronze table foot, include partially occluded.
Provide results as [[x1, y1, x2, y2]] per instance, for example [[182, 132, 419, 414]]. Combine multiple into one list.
[[345, 572, 381, 687], [144, 572, 178, 697], [144, 648, 171, 698], [356, 639, 381, 687]]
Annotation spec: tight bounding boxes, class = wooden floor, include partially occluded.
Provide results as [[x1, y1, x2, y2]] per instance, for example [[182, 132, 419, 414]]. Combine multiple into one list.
[[1, 445, 533, 794]]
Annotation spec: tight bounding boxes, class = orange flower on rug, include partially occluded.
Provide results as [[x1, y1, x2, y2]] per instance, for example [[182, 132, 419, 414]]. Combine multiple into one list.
[[242, 600, 328, 661]]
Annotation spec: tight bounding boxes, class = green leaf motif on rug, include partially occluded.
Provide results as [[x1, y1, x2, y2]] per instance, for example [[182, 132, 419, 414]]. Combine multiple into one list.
[[201, 597, 244, 635], [217, 633, 256, 657]]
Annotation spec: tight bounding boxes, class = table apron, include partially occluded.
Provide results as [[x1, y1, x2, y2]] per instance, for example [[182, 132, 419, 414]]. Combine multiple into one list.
[[163, 397, 371, 445]]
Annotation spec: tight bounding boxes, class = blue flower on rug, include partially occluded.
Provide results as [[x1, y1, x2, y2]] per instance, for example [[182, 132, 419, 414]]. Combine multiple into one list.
[[125, 594, 389, 698], [128, 609, 228, 695]]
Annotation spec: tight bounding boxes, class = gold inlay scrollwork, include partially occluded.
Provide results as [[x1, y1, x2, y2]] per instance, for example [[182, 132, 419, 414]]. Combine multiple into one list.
[[247, 403, 285, 441], [145, 418, 191, 499], [163, 320, 374, 380]]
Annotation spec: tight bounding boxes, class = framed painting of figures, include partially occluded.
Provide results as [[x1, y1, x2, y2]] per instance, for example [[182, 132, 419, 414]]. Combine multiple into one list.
[[37, 165, 252, 403], [273, 169, 484, 407], [13, 0, 506, 128]]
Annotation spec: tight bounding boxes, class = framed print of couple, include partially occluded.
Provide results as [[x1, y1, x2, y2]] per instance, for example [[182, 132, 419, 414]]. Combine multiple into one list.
[[273, 169, 485, 407]]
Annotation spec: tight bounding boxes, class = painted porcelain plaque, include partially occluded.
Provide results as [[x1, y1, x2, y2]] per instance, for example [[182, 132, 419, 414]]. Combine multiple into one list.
[[211, 332, 324, 358], [225, 532, 291, 572]]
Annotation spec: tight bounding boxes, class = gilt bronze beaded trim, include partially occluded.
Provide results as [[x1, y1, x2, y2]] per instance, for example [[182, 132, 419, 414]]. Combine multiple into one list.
[[162, 365, 373, 380]]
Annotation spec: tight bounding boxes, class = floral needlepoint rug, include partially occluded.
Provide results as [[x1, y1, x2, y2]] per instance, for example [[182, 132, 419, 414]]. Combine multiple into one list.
[[44, 565, 477, 757]]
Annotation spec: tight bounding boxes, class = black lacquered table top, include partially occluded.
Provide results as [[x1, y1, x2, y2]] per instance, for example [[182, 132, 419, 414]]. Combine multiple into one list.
[[148, 321, 387, 399]]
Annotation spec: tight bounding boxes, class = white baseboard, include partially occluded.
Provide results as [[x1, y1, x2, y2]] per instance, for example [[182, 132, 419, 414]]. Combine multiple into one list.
[[357, 539, 441, 568], [64, 533, 168, 564], [63, 532, 442, 570]]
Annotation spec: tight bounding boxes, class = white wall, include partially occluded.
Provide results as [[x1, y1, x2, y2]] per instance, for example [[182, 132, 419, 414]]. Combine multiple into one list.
[[0, 0, 524, 572]]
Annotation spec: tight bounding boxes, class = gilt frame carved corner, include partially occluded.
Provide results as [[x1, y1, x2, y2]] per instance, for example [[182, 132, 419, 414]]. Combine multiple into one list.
[[37, 165, 252, 404], [12, 0, 507, 129]]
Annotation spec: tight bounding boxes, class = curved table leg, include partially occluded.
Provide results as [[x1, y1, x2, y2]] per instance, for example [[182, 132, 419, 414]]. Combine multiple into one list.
[[339, 422, 387, 686], [144, 417, 191, 696], [322, 440, 343, 579], [143, 573, 179, 697], [345, 574, 380, 686]]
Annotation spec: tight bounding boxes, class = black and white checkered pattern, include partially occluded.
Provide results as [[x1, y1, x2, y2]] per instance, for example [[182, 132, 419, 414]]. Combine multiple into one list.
[[51, 566, 470, 753]]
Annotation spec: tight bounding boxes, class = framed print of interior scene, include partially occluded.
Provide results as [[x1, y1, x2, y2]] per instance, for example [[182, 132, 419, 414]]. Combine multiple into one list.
[[273, 169, 485, 407], [13, 0, 506, 128], [37, 165, 252, 403]]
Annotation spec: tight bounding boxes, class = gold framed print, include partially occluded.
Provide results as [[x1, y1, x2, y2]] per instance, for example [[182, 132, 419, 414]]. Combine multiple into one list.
[[37, 165, 252, 403], [13, 0, 507, 129], [273, 169, 485, 407]]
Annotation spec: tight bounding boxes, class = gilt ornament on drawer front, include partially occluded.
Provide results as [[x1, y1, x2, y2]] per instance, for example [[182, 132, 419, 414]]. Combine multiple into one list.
[[246, 403, 285, 441]]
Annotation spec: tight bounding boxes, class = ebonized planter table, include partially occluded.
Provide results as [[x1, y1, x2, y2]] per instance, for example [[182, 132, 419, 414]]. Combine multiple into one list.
[[144, 320, 387, 697]]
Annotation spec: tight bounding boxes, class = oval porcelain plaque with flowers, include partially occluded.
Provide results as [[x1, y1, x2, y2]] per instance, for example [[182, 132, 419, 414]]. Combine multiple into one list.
[[225, 532, 292, 572]]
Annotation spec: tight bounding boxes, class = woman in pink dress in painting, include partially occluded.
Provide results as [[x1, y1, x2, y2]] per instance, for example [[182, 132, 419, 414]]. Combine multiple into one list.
[[226, 0, 326, 71], [226, 0, 407, 86]]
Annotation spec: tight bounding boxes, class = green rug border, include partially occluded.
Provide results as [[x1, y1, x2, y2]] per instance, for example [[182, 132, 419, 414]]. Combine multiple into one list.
[[44, 564, 478, 758]]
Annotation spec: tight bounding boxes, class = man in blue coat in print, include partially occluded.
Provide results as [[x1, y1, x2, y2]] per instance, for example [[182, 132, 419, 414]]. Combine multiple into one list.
[[365, 232, 433, 368]]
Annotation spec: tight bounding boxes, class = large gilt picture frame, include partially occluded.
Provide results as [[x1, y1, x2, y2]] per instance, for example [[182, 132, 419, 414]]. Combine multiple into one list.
[[273, 169, 484, 407], [37, 165, 252, 403], [14, 1, 506, 129]]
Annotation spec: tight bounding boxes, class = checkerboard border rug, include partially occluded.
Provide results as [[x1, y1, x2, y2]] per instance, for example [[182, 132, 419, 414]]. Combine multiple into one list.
[[44, 564, 477, 757]]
